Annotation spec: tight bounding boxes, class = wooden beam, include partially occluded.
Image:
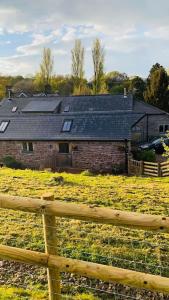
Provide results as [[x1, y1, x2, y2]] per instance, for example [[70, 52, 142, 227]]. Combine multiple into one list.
[[1, 244, 169, 295], [0, 194, 169, 232]]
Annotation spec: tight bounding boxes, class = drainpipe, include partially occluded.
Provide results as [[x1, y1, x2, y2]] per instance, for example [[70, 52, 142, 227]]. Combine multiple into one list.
[[146, 114, 149, 142], [124, 139, 129, 173]]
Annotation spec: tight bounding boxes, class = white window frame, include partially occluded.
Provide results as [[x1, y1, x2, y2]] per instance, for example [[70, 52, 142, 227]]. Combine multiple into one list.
[[159, 124, 169, 134], [22, 142, 33, 152], [0, 121, 9, 132], [64, 105, 70, 112], [12, 106, 17, 112], [62, 120, 72, 132]]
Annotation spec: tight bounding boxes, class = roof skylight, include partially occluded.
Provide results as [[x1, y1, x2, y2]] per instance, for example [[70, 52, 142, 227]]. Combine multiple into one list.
[[62, 120, 72, 132], [0, 121, 9, 132]]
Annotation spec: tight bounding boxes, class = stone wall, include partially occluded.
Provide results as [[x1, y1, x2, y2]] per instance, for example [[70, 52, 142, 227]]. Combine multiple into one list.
[[72, 141, 126, 172], [0, 140, 127, 172], [132, 114, 169, 143], [0, 141, 57, 169], [147, 114, 169, 140]]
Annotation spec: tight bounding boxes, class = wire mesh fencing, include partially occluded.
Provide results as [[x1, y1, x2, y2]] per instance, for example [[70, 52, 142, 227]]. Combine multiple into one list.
[[1, 205, 169, 299]]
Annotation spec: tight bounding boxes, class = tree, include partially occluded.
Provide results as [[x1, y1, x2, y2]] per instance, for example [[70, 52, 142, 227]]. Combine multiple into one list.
[[129, 76, 146, 100], [36, 48, 54, 91], [144, 63, 169, 110], [51, 75, 74, 96], [92, 38, 105, 94], [105, 71, 128, 94], [71, 39, 85, 93], [12, 79, 35, 95]]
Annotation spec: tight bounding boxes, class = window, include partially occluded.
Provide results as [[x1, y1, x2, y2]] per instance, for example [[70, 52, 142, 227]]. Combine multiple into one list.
[[59, 143, 69, 153], [22, 142, 33, 152], [165, 125, 169, 132], [62, 120, 72, 132], [12, 106, 17, 112], [0, 121, 9, 132], [159, 125, 164, 133], [64, 105, 70, 112], [159, 125, 169, 134]]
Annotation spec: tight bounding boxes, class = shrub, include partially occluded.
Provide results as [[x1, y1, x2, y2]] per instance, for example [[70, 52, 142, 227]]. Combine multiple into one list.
[[2, 156, 25, 169], [81, 170, 94, 176], [133, 150, 156, 162], [112, 164, 125, 175]]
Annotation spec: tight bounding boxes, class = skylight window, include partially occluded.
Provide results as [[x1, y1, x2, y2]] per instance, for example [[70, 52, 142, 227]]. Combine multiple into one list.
[[62, 120, 72, 132], [12, 106, 17, 112], [64, 105, 70, 112], [0, 121, 9, 132]]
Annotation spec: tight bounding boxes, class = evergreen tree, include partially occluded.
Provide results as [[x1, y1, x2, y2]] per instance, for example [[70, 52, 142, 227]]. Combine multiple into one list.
[[144, 63, 169, 111]]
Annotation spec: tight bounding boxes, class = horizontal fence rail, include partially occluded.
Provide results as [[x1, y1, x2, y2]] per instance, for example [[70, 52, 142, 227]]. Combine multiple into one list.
[[1, 193, 169, 298], [0, 194, 169, 232], [1, 244, 169, 294]]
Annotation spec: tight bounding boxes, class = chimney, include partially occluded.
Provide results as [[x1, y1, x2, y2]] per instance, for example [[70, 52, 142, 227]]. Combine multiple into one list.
[[124, 88, 127, 98], [44, 84, 52, 95], [6, 85, 12, 99]]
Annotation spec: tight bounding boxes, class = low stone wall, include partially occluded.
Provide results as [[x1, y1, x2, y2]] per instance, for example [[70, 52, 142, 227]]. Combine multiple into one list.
[[0, 140, 126, 172]]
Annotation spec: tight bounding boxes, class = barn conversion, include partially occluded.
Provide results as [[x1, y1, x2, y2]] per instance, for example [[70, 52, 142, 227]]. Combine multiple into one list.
[[0, 93, 168, 172]]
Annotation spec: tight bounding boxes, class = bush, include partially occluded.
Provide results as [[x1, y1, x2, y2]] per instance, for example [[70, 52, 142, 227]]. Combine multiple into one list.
[[81, 170, 94, 176], [112, 164, 125, 174], [133, 150, 156, 162], [2, 156, 25, 169]]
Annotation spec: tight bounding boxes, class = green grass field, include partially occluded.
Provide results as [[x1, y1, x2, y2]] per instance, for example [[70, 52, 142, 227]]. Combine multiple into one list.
[[0, 167, 169, 299]]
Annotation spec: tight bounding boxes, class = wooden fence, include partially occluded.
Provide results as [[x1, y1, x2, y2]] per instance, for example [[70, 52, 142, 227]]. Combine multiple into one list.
[[128, 158, 169, 177], [1, 193, 169, 299]]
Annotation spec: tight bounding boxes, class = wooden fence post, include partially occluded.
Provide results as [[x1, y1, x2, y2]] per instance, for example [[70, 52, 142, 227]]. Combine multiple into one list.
[[42, 193, 61, 300], [140, 161, 144, 175], [128, 157, 131, 175], [158, 162, 161, 177]]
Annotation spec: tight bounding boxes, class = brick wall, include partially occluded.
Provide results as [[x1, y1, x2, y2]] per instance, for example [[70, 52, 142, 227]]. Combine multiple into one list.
[[72, 141, 126, 172], [0, 140, 127, 172], [0, 141, 57, 169]]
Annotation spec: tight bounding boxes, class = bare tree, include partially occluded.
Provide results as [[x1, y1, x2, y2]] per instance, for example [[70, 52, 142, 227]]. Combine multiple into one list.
[[71, 39, 85, 93], [92, 38, 105, 94], [39, 48, 54, 86]]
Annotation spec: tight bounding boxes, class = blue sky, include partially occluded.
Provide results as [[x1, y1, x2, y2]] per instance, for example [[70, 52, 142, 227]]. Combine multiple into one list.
[[0, 0, 169, 78]]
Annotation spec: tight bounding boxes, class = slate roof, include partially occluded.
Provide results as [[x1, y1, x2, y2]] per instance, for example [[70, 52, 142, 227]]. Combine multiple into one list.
[[59, 94, 133, 112], [0, 94, 133, 116], [0, 113, 144, 141], [1, 93, 165, 141]]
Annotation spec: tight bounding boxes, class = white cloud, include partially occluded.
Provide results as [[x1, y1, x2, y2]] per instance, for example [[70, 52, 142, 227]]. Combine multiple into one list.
[[144, 26, 169, 40], [17, 33, 54, 55], [1, 0, 169, 77]]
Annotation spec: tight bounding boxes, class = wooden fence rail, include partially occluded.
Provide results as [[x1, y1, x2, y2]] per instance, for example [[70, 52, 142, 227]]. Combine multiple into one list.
[[0, 194, 169, 232], [1, 244, 169, 294], [128, 158, 169, 177], [1, 193, 169, 298]]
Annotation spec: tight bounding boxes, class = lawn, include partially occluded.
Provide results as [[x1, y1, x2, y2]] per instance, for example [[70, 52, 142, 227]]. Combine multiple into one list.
[[0, 167, 169, 299]]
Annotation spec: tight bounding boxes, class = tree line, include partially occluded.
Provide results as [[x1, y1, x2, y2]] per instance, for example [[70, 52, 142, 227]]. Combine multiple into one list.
[[0, 38, 169, 112]]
